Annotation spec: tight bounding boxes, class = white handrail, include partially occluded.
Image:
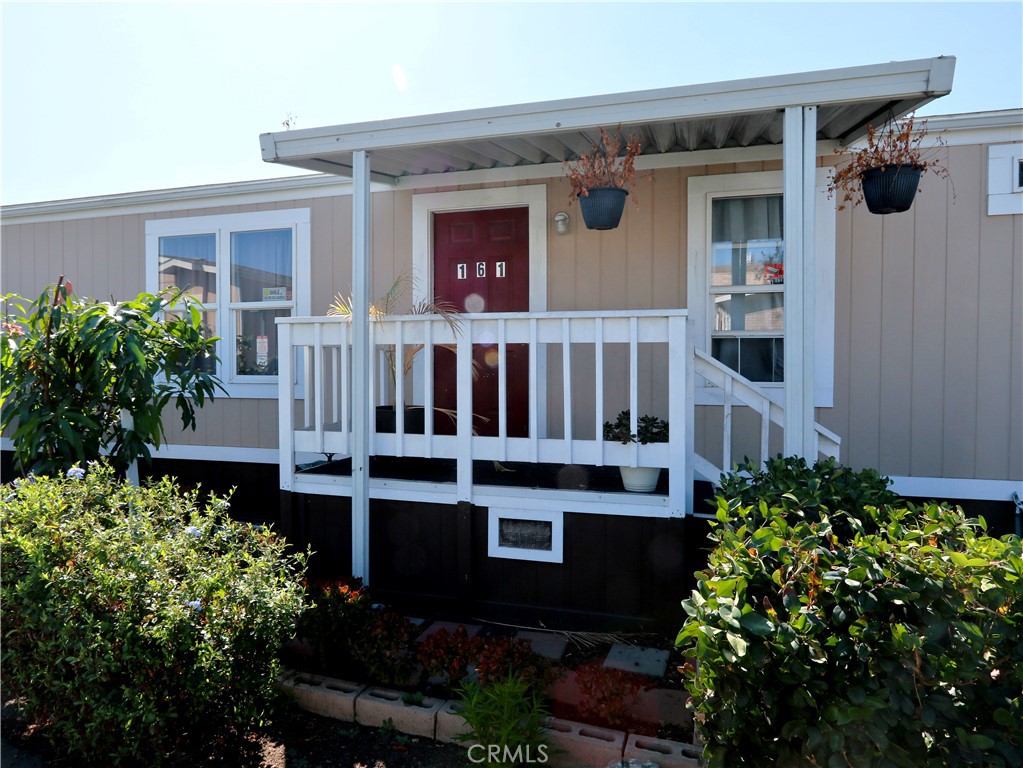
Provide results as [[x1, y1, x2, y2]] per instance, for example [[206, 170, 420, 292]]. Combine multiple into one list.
[[693, 348, 841, 482]]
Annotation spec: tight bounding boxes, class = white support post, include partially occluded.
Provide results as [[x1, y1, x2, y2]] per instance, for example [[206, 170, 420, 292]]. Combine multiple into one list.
[[351, 150, 372, 582], [783, 106, 817, 459], [456, 320, 473, 501], [668, 314, 686, 517], [277, 323, 294, 492]]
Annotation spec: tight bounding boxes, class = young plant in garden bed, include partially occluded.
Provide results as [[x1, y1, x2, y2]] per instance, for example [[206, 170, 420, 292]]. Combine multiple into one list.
[[456, 673, 552, 768], [678, 458, 1022, 768]]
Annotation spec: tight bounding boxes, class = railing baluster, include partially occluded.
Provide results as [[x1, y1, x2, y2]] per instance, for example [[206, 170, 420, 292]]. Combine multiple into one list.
[[303, 341, 313, 430], [424, 319, 434, 458], [595, 317, 605, 467], [340, 323, 350, 455], [760, 399, 770, 467], [456, 318, 473, 501], [314, 323, 324, 453], [629, 316, 639, 469], [723, 376, 733, 472], [498, 319, 508, 460], [529, 317, 539, 463], [562, 317, 572, 463], [395, 320, 404, 456]]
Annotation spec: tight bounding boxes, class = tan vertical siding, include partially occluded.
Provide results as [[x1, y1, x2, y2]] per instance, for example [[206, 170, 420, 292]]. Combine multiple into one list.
[[3, 144, 1019, 480], [826, 142, 1022, 482]]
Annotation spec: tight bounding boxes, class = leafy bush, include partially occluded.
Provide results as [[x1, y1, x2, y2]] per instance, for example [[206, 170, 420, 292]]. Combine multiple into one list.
[[678, 461, 1022, 768], [1, 282, 221, 476], [296, 577, 417, 686], [1, 463, 308, 765], [456, 674, 551, 767], [717, 456, 900, 534]]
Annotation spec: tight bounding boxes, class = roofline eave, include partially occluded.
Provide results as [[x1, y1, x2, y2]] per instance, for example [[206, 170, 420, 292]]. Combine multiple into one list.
[[259, 56, 955, 170]]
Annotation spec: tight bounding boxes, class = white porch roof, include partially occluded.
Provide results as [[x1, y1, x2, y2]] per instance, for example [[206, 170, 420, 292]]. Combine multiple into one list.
[[259, 57, 955, 182]]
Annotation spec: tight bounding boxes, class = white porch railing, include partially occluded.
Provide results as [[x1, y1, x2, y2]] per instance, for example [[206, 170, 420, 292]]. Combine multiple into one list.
[[276, 311, 840, 517], [692, 348, 841, 484], [278, 310, 691, 517]]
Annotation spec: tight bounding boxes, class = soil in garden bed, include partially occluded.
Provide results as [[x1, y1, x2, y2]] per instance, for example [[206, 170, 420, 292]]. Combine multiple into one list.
[[1, 697, 471, 768]]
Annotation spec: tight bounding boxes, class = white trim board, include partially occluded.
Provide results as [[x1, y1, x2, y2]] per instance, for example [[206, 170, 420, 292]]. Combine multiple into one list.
[[887, 475, 1022, 503], [0, 439, 287, 466]]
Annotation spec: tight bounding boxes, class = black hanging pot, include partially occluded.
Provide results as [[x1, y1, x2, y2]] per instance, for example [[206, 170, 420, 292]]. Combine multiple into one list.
[[578, 187, 628, 230], [860, 164, 922, 214]]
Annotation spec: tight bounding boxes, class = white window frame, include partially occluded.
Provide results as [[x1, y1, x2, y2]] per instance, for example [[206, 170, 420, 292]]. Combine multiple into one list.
[[487, 508, 563, 564], [987, 143, 1023, 215], [145, 208, 312, 399], [688, 170, 835, 406]]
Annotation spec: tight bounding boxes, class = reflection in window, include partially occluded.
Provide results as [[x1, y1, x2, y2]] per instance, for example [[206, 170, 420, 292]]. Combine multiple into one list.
[[710, 195, 785, 382], [231, 229, 293, 303]]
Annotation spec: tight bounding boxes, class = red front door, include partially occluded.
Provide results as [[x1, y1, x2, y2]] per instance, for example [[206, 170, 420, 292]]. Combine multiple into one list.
[[433, 207, 530, 437]]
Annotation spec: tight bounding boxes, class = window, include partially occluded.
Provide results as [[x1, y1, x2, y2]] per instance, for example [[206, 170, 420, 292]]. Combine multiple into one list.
[[688, 170, 835, 405], [487, 508, 563, 563], [146, 209, 311, 397], [711, 195, 785, 382]]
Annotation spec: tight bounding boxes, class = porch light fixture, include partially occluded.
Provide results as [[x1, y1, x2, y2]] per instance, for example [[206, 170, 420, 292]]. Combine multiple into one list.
[[554, 211, 570, 235]]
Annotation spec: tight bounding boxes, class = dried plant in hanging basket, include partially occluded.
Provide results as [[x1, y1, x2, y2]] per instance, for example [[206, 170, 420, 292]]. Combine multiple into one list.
[[827, 113, 950, 211], [564, 127, 643, 204]]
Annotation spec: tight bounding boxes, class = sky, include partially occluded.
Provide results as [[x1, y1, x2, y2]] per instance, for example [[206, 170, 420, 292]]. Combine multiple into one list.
[[2, 1, 1021, 206]]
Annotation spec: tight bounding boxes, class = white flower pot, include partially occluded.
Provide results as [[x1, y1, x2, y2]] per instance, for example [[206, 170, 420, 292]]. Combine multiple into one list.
[[619, 466, 661, 493]]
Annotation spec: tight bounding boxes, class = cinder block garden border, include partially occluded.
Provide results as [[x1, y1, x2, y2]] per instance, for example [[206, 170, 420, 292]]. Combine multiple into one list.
[[279, 669, 705, 767]]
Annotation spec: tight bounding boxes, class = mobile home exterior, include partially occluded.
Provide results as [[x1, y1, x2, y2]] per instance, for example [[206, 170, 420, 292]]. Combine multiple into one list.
[[2, 58, 1020, 625]]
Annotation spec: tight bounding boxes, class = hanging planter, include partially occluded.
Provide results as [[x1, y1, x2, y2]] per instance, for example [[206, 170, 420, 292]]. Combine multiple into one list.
[[578, 187, 629, 230], [860, 164, 922, 215], [564, 127, 642, 231], [827, 112, 949, 215]]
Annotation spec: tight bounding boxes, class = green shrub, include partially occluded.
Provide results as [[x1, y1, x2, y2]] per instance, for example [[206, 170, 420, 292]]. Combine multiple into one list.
[[1, 283, 222, 476], [717, 456, 900, 538], [1, 463, 308, 765], [678, 463, 1022, 768]]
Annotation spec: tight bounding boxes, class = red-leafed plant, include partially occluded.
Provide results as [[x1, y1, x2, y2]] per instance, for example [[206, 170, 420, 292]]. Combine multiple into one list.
[[474, 637, 556, 689], [827, 112, 949, 210], [417, 625, 485, 684], [564, 127, 643, 203], [574, 658, 652, 727]]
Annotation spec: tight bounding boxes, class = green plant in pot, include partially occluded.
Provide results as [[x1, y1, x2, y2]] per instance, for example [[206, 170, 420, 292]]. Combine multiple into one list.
[[603, 409, 668, 492], [328, 273, 474, 434], [827, 112, 949, 215], [564, 127, 642, 230]]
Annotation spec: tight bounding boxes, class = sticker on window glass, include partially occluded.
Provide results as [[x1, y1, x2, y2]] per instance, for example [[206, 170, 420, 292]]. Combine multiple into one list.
[[496, 261, 506, 278], [476, 261, 486, 278], [256, 335, 269, 367], [457, 263, 467, 280], [262, 287, 289, 301]]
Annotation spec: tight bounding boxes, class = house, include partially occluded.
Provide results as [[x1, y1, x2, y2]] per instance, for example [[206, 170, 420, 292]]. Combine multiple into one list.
[[2, 57, 1021, 627]]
